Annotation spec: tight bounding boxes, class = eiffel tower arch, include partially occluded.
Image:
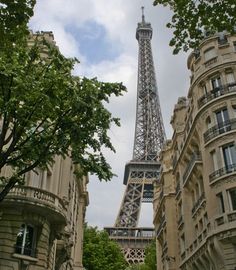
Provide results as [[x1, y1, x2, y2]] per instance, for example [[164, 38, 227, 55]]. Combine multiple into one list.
[[105, 7, 166, 264]]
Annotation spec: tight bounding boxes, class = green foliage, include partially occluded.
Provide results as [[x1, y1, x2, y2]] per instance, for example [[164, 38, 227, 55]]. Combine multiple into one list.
[[0, 0, 126, 201], [144, 241, 156, 270], [153, 0, 236, 53], [83, 226, 128, 270]]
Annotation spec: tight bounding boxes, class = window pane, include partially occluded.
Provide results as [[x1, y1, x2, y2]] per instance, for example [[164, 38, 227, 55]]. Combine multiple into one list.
[[216, 109, 229, 124], [217, 193, 225, 213], [24, 225, 34, 256], [223, 146, 231, 167], [229, 145, 236, 164], [15, 224, 35, 257], [223, 144, 236, 167], [211, 77, 222, 89], [229, 189, 236, 210], [15, 224, 25, 254]]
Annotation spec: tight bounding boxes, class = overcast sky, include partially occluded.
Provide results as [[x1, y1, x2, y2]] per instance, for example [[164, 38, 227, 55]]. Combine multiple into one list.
[[30, 0, 190, 229]]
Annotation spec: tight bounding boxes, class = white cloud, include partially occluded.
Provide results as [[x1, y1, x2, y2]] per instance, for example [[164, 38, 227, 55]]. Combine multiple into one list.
[[30, 0, 190, 229]]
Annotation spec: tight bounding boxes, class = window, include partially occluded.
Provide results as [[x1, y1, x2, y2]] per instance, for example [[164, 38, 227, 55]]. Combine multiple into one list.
[[211, 76, 222, 96], [199, 219, 203, 231], [15, 224, 37, 257], [218, 33, 228, 45], [204, 48, 217, 62], [203, 213, 208, 226], [217, 192, 225, 213], [234, 41, 236, 52], [180, 234, 185, 254], [211, 150, 218, 171], [222, 143, 236, 170], [206, 116, 211, 129], [226, 72, 235, 85], [226, 72, 236, 91], [216, 108, 230, 133], [228, 188, 236, 211]]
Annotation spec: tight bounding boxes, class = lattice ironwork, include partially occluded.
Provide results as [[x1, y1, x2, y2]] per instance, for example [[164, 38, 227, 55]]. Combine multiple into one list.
[[133, 7, 166, 162], [106, 7, 166, 264], [122, 248, 145, 264]]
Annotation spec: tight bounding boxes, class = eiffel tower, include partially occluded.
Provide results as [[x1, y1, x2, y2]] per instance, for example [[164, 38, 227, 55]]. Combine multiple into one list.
[[105, 7, 166, 264]]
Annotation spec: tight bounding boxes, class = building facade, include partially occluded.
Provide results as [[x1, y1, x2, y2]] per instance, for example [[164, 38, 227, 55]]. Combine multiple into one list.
[[153, 33, 236, 270], [0, 32, 89, 270]]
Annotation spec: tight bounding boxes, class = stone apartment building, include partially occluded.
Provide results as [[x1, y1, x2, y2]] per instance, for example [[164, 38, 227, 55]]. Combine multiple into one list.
[[153, 33, 236, 270], [0, 32, 89, 270]]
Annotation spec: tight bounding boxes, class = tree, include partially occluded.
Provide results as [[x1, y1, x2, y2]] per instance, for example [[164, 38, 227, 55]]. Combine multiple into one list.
[[153, 0, 236, 54], [83, 226, 128, 270], [0, 0, 126, 201], [143, 241, 156, 270]]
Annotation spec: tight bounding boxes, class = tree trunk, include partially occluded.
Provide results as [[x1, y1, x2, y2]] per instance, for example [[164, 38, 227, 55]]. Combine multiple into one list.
[[0, 177, 18, 202]]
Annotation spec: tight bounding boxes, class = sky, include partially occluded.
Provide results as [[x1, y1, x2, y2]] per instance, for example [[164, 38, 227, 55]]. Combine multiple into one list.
[[30, 0, 190, 229]]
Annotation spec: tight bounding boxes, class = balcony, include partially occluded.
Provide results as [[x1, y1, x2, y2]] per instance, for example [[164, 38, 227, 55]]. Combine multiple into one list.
[[178, 215, 184, 229], [198, 82, 236, 109], [215, 211, 236, 228], [192, 192, 206, 216], [204, 118, 236, 143], [209, 164, 236, 183], [156, 215, 166, 237], [183, 152, 202, 186], [175, 182, 180, 197], [0, 185, 67, 223], [172, 154, 178, 169]]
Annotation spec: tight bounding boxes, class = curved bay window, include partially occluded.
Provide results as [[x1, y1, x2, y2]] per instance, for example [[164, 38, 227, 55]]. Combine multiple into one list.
[[15, 224, 37, 257]]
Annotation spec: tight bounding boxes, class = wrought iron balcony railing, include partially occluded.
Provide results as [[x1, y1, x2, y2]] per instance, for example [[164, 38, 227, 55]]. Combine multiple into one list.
[[198, 83, 236, 109], [209, 164, 236, 182], [183, 152, 202, 185], [177, 215, 184, 228], [204, 118, 236, 143], [175, 182, 180, 196], [192, 192, 205, 215], [156, 215, 166, 237]]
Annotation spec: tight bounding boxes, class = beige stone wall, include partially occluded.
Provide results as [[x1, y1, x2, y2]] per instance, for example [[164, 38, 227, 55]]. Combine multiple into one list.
[[154, 33, 236, 270]]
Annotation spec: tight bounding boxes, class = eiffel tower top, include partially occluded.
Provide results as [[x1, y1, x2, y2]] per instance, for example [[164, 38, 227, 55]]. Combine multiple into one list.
[[133, 7, 166, 161], [136, 6, 153, 40]]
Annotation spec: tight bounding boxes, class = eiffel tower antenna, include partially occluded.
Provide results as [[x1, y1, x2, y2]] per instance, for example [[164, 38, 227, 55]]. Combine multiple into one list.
[[141, 6, 145, 23]]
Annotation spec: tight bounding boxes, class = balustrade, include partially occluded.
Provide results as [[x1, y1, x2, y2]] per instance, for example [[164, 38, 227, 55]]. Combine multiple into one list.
[[183, 152, 202, 185], [209, 164, 236, 182], [204, 118, 236, 143], [191, 192, 205, 215], [198, 83, 236, 109], [0, 185, 67, 215]]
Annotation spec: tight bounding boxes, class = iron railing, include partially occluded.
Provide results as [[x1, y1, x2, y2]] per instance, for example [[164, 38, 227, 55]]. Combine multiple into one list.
[[204, 118, 236, 143], [192, 192, 205, 215], [198, 83, 236, 109], [183, 152, 202, 185], [209, 164, 236, 182], [156, 216, 166, 237]]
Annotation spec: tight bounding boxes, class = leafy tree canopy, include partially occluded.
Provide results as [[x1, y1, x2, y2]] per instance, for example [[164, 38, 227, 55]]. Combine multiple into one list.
[[0, 0, 126, 201], [83, 226, 128, 270], [153, 0, 236, 54]]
